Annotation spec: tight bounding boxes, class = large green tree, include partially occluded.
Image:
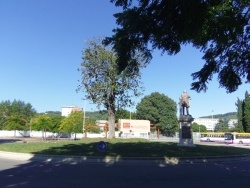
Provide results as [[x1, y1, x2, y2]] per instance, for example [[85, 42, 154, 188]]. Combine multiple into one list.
[[59, 111, 83, 138], [191, 122, 207, 132], [77, 38, 146, 138], [243, 91, 250, 132], [0, 100, 36, 130], [136, 92, 178, 136], [47, 113, 64, 133], [235, 98, 244, 132], [214, 119, 229, 132], [106, 0, 250, 93], [31, 114, 53, 131]]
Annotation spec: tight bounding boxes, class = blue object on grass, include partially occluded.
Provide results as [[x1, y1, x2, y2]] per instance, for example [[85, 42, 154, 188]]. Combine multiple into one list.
[[97, 141, 107, 152]]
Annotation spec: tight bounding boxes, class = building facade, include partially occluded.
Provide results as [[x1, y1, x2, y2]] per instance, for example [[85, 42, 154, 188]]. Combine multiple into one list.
[[118, 119, 150, 138], [193, 118, 219, 131], [61, 106, 82, 117], [228, 119, 238, 128], [193, 118, 238, 131]]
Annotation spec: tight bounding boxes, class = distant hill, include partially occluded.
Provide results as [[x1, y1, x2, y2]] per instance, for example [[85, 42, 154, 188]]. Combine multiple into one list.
[[200, 112, 237, 120], [85, 110, 108, 120], [39, 111, 61, 115], [86, 111, 238, 121]]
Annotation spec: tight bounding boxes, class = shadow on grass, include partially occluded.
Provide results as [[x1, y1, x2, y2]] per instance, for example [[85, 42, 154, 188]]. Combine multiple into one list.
[[28, 139, 250, 158], [0, 138, 23, 144]]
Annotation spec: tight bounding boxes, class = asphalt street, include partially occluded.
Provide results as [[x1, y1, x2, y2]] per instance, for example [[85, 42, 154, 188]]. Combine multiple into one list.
[[0, 156, 250, 188]]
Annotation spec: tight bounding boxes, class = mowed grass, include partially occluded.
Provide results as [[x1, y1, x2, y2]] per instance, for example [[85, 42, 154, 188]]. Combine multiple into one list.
[[0, 138, 250, 158]]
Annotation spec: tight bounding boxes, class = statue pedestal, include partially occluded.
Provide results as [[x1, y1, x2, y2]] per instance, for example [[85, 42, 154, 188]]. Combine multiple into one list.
[[177, 115, 196, 147]]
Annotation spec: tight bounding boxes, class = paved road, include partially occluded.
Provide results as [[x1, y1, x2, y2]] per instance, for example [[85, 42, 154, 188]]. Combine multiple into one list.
[[0, 157, 250, 188]]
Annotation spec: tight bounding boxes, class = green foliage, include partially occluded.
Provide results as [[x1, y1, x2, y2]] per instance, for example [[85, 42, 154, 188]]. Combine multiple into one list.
[[77, 37, 145, 110], [201, 112, 237, 120], [47, 114, 64, 133], [243, 91, 250, 132], [1, 139, 250, 157], [136, 92, 178, 135], [235, 98, 244, 132], [115, 108, 136, 122], [31, 114, 53, 132], [236, 91, 250, 133], [214, 119, 229, 132], [107, 0, 250, 93], [85, 117, 101, 133], [30, 113, 63, 133], [85, 110, 108, 120], [0, 99, 36, 130], [77, 38, 146, 138], [43, 111, 61, 116], [191, 123, 207, 132], [3, 115, 27, 130], [60, 111, 83, 133]]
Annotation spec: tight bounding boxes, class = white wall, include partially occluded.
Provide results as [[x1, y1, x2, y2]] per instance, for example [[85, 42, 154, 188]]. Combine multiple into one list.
[[193, 118, 219, 131], [0, 130, 106, 139], [118, 119, 150, 139]]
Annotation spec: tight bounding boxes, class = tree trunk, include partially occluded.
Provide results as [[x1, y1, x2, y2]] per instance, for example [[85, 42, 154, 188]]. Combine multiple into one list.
[[108, 109, 115, 138]]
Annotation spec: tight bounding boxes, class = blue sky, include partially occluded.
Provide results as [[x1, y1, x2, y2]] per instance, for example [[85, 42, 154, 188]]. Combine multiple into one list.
[[0, 0, 249, 118]]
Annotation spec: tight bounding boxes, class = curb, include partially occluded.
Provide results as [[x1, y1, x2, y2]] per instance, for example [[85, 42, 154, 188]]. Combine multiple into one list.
[[1, 151, 250, 165]]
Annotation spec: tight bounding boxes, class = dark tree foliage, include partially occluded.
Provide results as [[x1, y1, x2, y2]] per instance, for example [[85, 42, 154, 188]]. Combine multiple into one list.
[[136, 92, 178, 135], [106, 0, 250, 93], [77, 38, 146, 138], [85, 111, 108, 120], [243, 91, 250, 132], [0, 100, 36, 130], [235, 91, 250, 132], [191, 122, 207, 132], [235, 98, 244, 132], [214, 119, 229, 132], [115, 108, 136, 122]]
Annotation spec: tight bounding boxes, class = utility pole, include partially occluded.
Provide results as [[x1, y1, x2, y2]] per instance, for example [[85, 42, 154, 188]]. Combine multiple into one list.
[[83, 99, 86, 138], [212, 110, 214, 132]]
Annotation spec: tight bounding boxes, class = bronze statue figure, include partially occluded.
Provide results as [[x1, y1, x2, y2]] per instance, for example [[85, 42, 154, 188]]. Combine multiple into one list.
[[179, 90, 191, 116]]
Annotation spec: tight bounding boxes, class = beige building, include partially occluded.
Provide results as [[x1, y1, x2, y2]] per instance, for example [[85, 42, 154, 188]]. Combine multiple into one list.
[[118, 119, 150, 139], [61, 106, 82, 117]]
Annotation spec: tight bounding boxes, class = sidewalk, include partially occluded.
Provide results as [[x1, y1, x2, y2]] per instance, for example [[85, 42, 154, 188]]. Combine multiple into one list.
[[1, 150, 250, 165]]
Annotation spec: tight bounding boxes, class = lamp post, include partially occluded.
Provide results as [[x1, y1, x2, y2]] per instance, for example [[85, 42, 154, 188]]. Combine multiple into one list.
[[212, 110, 214, 132], [83, 99, 86, 138]]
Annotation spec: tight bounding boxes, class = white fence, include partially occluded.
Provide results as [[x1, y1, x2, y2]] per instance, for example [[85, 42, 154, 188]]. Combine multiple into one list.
[[0, 130, 105, 139], [0, 130, 149, 139]]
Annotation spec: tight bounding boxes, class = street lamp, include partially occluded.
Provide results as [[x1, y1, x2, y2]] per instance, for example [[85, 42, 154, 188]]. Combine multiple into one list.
[[82, 99, 86, 138], [212, 110, 214, 132]]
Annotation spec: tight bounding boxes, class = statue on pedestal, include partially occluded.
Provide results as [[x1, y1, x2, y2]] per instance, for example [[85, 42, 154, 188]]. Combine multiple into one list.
[[179, 90, 191, 116], [178, 90, 195, 147]]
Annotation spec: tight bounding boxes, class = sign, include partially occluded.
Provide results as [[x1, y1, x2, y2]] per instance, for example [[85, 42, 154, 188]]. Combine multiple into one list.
[[97, 141, 107, 152], [182, 126, 191, 139]]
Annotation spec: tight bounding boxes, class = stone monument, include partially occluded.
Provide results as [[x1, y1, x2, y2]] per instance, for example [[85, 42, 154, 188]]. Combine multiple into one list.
[[177, 90, 195, 147]]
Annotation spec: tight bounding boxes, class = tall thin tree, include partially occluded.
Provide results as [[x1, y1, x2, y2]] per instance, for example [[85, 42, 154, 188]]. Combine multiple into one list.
[[243, 91, 250, 132], [77, 37, 146, 138], [235, 98, 244, 132]]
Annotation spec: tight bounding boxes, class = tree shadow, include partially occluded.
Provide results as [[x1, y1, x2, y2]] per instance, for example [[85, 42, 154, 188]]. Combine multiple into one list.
[[0, 138, 23, 144]]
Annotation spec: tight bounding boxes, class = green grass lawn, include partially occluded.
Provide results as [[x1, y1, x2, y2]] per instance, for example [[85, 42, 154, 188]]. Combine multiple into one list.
[[0, 138, 250, 158]]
